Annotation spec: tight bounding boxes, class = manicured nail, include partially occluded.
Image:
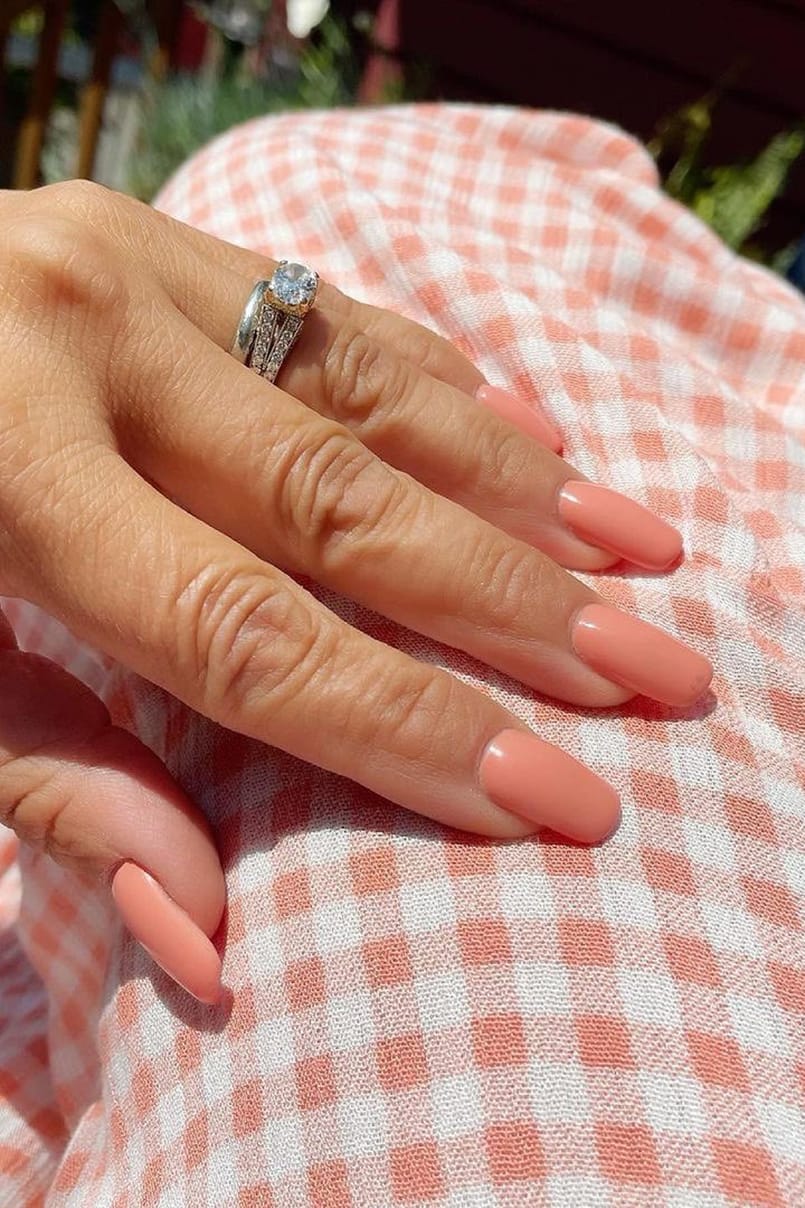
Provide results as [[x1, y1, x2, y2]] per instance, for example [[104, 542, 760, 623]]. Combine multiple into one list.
[[476, 384, 563, 452], [111, 862, 222, 1005], [479, 728, 621, 844], [572, 604, 713, 707], [558, 481, 682, 570]]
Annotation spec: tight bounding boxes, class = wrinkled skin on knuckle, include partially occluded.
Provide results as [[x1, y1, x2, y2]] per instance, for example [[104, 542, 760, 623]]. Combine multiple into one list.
[[0, 648, 109, 863], [41, 177, 139, 237], [275, 425, 408, 574], [1, 761, 84, 870], [454, 419, 531, 504], [362, 659, 457, 765], [173, 562, 326, 726], [1, 754, 110, 877], [0, 748, 86, 874], [467, 532, 551, 633], [323, 328, 407, 429], [0, 758, 52, 847]]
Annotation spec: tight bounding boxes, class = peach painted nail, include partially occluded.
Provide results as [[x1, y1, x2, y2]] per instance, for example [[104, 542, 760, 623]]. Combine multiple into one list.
[[572, 604, 713, 707], [558, 481, 682, 570], [111, 862, 222, 1005], [479, 729, 621, 844], [476, 384, 563, 452]]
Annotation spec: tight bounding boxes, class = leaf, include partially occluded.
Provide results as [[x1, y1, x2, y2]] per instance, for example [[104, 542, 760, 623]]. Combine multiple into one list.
[[690, 128, 805, 249], [650, 95, 716, 205]]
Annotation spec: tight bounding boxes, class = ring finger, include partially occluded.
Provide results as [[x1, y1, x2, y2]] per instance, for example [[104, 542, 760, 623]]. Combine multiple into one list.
[[90, 192, 683, 575]]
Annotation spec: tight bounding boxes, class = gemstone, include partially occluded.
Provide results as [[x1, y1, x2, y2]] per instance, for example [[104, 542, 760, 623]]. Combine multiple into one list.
[[269, 261, 317, 307]]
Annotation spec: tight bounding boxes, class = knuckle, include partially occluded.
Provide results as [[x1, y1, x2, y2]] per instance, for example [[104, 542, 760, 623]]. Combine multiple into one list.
[[474, 535, 544, 631], [2, 761, 103, 875], [38, 177, 110, 220], [0, 759, 72, 861], [464, 422, 531, 499], [322, 328, 407, 427], [1, 209, 125, 322], [367, 662, 456, 762], [277, 427, 409, 570], [174, 563, 327, 722]]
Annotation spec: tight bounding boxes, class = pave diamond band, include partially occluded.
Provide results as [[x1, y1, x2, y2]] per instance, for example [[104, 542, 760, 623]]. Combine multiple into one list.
[[231, 261, 320, 384]]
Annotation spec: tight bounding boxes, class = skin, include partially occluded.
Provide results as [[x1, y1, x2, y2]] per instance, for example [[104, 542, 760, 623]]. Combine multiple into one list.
[[0, 180, 654, 942]]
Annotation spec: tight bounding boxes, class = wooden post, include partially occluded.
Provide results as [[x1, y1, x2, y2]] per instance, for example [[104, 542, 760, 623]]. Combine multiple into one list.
[[75, 0, 122, 180], [13, 0, 69, 189]]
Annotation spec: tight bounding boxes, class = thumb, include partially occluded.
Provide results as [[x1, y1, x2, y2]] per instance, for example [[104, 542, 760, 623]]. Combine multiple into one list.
[[0, 610, 225, 1004]]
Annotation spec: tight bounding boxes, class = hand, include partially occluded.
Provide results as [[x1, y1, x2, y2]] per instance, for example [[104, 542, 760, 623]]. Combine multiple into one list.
[[0, 182, 711, 1003]]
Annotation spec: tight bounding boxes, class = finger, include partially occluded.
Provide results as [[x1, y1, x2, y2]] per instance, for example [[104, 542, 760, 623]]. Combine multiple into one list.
[[159, 208, 564, 449], [4, 445, 621, 846], [48, 184, 679, 571], [122, 296, 708, 711], [78, 187, 508, 413], [135, 202, 674, 572], [0, 625, 225, 1004], [307, 294, 565, 453]]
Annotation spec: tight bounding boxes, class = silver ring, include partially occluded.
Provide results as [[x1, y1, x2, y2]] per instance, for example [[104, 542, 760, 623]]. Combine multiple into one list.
[[231, 261, 320, 384]]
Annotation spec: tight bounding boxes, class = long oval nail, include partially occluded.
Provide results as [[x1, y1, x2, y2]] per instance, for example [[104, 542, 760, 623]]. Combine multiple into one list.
[[572, 604, 713, 707], [111, 861, 222, 1005], [476, 384, 563, 452], [558, 481, 682, 570], [479, 728, 621, 844]]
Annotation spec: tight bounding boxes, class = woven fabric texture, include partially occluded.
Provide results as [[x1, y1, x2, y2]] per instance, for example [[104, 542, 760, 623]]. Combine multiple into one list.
[[0, 103, 803, 1207]]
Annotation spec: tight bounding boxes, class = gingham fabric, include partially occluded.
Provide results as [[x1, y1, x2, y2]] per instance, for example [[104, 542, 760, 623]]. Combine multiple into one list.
[[1, 103, 804, 1207]]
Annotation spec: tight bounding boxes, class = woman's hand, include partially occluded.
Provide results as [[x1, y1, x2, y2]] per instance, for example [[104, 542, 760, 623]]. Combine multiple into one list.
[[0, 182, 711, 1003]]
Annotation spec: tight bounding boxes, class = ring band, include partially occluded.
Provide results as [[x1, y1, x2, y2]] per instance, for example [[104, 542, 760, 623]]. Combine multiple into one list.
[[231, 261, 320, 384]]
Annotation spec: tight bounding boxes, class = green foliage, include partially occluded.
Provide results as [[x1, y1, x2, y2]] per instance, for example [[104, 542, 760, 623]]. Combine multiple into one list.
[[128, 16, 358, 201], [12, 10, 44, 37], [294, 14, 360, 108], [649, 90, 804, 263], [691, 130, 804, 251]]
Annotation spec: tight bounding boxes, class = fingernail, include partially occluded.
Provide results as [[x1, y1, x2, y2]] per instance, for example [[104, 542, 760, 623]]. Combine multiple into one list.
[[111, 862, 222, 1005], [476, 384, 563, 452], [558, 481, 682, 570], [479, 728, 621, 844], [572, 604, 713, 707]]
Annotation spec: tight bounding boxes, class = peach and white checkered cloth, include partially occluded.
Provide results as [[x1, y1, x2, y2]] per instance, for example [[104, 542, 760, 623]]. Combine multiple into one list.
[[1, 103, 804, 1207]]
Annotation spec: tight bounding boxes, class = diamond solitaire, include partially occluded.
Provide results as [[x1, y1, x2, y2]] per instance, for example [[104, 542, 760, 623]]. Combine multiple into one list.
[[268, 261, 319, 313]]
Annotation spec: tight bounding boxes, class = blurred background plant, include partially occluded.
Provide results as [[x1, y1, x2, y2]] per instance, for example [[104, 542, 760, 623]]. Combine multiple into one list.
[[3, 0, 804, 288], [648, 84, 805, 278], [128, 13, 361, 199]]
